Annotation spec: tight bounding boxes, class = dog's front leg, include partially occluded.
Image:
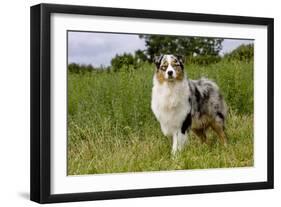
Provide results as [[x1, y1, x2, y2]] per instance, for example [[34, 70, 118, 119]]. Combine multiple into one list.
[[171, 133, 178, 155], [172, 131, 188, 155]]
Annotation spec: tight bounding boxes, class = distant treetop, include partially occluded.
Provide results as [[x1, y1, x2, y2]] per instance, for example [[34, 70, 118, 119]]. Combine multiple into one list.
[[139, 34, 223, 62]]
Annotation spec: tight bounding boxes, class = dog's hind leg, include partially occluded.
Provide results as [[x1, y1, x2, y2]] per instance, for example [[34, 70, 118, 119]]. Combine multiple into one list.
[[192, 128, 207, 144], [211, 121, 227, 146]]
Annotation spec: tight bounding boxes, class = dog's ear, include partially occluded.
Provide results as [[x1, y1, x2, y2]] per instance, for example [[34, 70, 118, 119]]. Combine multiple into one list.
[[153, 55, 163, 69], [175, 55, 184, 69]]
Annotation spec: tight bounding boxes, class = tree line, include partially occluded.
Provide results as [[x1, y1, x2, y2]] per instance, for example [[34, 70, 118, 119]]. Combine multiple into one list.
[[68, 35, 253, 73]]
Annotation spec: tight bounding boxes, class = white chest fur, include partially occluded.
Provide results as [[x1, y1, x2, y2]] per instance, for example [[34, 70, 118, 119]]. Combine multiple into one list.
[[151, 76, 191, 136]]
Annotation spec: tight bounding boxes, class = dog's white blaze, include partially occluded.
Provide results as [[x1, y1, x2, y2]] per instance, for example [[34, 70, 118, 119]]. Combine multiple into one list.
[[165, 55, 176, 79]]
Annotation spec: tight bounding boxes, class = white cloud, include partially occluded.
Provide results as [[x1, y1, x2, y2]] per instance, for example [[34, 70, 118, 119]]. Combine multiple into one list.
[[68, 32, 146, 67]]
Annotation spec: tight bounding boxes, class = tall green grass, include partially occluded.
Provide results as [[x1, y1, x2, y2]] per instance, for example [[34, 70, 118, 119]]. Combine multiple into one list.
[[67, 60, 253, 175]]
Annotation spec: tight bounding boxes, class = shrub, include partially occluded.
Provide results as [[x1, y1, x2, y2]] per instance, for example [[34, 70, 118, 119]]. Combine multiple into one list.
[[68, 63, 94, 74], [111, 53, 136, 71], [224, 44, 254, 62], [111, 52, 148, 71]]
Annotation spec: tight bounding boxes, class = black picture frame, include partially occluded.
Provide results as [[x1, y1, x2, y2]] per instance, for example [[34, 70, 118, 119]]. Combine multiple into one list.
[[30, 3, 274, 204]]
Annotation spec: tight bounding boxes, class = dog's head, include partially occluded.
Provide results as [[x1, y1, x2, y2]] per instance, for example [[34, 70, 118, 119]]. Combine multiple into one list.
[[154, 54, 184, 84]]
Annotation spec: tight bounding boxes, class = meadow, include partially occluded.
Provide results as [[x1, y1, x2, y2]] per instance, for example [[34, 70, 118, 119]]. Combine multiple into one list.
[[67, 60, 254, 175]]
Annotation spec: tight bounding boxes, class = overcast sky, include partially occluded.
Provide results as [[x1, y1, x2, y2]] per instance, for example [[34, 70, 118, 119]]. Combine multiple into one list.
[[68, 32, 253, 67]]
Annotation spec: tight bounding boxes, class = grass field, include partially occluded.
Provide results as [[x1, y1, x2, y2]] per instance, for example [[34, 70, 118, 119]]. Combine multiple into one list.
[[67, 60, 254, 175]]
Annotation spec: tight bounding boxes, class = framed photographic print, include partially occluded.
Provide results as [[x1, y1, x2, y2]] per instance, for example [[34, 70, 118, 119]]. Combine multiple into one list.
[[30, 3, 274, 204]]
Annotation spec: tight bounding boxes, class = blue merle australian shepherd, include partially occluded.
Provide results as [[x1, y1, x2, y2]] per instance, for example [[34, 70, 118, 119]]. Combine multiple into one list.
[[151, 54, 227, 155]]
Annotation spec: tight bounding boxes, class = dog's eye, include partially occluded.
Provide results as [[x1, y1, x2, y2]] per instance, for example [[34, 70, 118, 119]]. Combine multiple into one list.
[[161, 66, 167, 70]]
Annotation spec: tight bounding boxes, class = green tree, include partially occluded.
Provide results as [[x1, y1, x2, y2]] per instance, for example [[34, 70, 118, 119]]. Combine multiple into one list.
[[224, 44, 254, 62], [68, 63, 95, 73], [139, 35, 223, 62], [135, 49, 148, 62], [111, 53, 136, 71]]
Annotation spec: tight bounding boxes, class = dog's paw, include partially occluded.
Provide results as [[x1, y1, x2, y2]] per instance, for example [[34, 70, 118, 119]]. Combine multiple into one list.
[[171, 149, 177, 156], [171, 149, 181, 158]]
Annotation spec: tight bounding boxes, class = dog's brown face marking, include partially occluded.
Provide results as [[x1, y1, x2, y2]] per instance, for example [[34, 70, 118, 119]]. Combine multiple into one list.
[[156, 70, 165, 84], [175, 69, 184, 81], [171, 57, 184, 81], [154, 55, 184, 83]]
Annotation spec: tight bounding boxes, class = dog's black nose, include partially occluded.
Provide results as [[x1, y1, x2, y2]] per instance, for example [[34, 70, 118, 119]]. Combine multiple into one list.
[[168, 71, 173, 76]]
